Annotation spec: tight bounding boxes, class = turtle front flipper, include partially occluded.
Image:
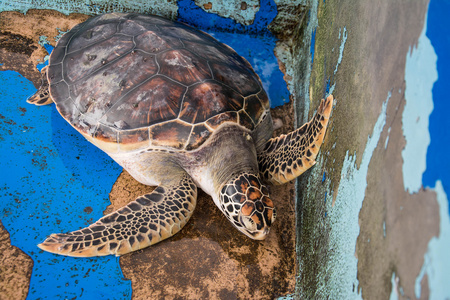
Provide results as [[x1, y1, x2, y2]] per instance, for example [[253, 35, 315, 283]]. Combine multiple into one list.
[[27, 66, 54, 106], [258, 95, 333, 185], [38, 173, 197, 257]]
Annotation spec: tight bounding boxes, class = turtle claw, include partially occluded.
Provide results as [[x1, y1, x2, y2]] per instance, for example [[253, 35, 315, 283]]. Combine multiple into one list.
[[27, 66, 54, 106], [38, 232, 133, 257], [38, 233, 102, 257]]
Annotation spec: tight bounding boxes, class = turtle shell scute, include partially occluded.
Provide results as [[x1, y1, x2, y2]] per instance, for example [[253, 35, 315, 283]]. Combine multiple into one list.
[[179, 81, 244, 124], [149, 120, 192, 149], [101, 76, 185, 130], [158, 49, 212, 86], [206, 111, 238, 130], [68, 22, 118, 54], [64, 34, 134, 83], [94, 123, 118, 144], [186, 124, 213, 151]]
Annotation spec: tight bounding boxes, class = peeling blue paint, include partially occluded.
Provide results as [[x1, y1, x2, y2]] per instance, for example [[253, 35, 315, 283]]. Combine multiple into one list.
[[325, 78, 331, 93], [310, 27, 316, 63], [210, 31, 290, 107], [422, 0, 450, 210], [177, 0, 289, 107], [0, 70, 131, 299], [177, 0, 277, 35], [411, 0, 450, 298]]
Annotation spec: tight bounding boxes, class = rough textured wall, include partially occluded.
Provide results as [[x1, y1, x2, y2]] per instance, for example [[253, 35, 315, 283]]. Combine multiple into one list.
[[296, 0, 450, 299]]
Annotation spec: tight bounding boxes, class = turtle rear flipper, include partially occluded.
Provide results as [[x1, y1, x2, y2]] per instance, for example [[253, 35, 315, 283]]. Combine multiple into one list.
[[38, 173, 197, 257], [27, 66, 53, 106], [258, 95, 333, 185]]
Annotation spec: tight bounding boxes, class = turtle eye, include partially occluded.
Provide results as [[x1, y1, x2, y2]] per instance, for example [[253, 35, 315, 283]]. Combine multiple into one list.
[[240, 215, 257, 232]]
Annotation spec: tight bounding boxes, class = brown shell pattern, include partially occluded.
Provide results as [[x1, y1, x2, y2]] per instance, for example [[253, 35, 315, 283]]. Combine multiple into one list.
[[48, 12, 270, 152]]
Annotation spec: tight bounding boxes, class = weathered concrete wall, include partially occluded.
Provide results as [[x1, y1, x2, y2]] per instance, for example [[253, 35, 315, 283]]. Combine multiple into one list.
[[295, 0, 450, 299]]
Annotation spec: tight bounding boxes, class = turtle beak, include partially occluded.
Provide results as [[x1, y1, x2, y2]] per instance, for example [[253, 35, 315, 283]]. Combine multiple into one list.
[[248, 226, 271, 240], [238, 210, 274, 240]]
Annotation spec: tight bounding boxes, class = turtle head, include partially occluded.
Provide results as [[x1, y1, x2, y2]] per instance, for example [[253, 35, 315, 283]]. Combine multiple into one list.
[[219, 173, 276, 240]]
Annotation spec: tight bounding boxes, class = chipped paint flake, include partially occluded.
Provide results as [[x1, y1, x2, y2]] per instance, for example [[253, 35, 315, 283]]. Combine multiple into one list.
[[194, 0, 260, 25], [333, 27, 347, 74], [323, 93, 390, 298], [401, 12, 437, 194], [329, 27, 347, 95], [384, 127, 390, 149], [389, 272, 400, 300]]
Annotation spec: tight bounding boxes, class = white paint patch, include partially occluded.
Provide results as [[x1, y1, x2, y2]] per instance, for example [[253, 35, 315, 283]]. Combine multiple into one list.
[[384, 127, 391, 149], [415, 180, 450, 300], [334, 27, 348, 74], [322, 93, 390, 298], [401, 12, 437, 194], [329, 27, 347, 95], [389, 272, 399, 300]]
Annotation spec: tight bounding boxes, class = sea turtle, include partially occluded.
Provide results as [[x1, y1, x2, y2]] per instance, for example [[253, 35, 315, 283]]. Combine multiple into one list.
[[28, 12, 333, 257]]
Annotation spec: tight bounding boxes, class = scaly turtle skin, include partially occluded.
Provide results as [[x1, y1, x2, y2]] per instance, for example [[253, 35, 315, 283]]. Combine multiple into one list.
[[28, 12, 333, 257]]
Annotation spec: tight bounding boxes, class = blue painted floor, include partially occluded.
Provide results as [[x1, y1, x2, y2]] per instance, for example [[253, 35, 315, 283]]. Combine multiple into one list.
[[0, 70, 131, 299]]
